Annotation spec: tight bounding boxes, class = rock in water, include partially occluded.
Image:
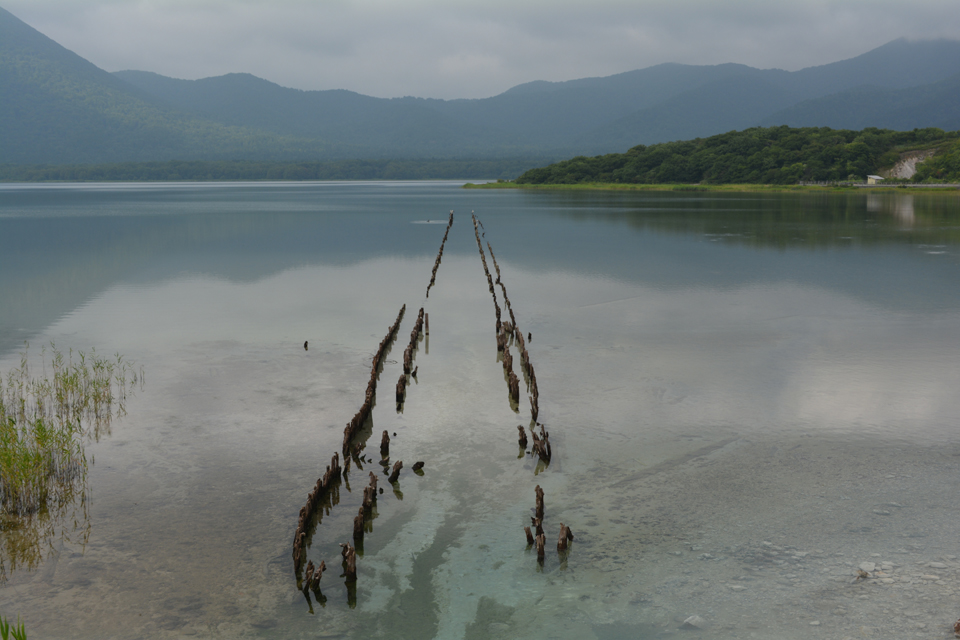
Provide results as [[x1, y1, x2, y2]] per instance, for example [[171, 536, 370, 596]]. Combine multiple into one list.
[[680, 615, 706, 630]]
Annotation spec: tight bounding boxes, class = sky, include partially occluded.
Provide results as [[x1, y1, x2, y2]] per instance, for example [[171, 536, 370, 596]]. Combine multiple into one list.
[[6, 0, 960, 100]]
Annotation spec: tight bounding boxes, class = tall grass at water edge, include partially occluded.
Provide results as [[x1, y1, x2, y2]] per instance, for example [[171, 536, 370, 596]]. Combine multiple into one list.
[[0, 344, 140, 582]]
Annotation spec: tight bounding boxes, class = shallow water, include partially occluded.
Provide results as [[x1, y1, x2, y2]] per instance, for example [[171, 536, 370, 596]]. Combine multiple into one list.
[[0, 182, 959, 639]]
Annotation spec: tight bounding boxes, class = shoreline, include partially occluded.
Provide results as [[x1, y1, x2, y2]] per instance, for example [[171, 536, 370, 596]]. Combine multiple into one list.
[[464, 182, 960, 194]]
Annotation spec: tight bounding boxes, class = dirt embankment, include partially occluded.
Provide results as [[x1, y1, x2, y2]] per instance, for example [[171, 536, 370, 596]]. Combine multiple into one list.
[[883, 149, 937, 179]]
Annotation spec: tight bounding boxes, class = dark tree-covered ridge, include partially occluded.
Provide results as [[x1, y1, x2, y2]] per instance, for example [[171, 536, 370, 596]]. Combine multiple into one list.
[[514, 126, 960, 185]]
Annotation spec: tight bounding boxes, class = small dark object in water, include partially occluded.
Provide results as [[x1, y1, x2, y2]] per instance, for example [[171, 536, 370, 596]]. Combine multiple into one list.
[[379, 487, 383, 494], [393, 432, 397, 436], [412, 366, 418, 379], [412, 461, 424, 471], [304, 341, 308, 351], [528, 332, 532, 342], [388, 460, 403, 483]]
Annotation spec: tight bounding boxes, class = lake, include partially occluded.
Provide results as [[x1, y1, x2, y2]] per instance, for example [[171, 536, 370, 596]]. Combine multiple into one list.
[[1, 181, 959, 639]]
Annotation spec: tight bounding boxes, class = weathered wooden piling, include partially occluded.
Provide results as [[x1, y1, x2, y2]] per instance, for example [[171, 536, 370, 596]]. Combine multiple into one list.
[[536, 533, 545, 564], [353, 507, 365, 540], [340, 543, 357, 582], [412, 461, 424, 471], [304, 560, 316, 589], [531, 517, 543, 537], [311, 561, 325, 589], [380, 430, 390, 457], [388, 460, 403, 483], [524, 526, 535, 546], [535, 485, 545, 521], [517, 425, 528, 448], [557, 524, 571, 552]]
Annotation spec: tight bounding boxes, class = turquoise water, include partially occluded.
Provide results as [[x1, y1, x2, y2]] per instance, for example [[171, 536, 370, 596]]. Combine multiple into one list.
[[0, 182, 959, 639]]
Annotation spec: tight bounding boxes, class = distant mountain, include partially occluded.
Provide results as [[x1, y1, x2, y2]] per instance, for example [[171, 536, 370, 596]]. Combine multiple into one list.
[[3, 2, 960, 167], [0, 6, 336, 164], [762, 72, 960, 131], [108, 38, 960, 158], [111, 71, 516, 156]]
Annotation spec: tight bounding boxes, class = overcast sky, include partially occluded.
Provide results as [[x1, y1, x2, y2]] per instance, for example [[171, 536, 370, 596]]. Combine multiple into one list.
[[6, 0, 960, 99]]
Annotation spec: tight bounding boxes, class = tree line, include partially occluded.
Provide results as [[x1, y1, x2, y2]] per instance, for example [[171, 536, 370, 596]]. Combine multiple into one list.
[[514, 126, 960, 185]]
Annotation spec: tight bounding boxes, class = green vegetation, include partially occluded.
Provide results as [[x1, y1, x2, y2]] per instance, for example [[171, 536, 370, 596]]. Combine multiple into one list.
[[0, 158, 541, 182], [511, 126, 960, 186], [0, 344, 139, 581], [914, 138, 960, 182], [7, 4, 960, 166], [0, 614, 26, 640]]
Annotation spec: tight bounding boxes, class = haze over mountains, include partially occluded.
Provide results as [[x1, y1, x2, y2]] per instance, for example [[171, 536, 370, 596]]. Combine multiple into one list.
[[2, 4, 960, 166]]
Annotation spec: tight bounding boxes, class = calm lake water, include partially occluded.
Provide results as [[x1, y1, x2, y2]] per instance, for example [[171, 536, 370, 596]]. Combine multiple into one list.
[[1, 182, 959, 639]]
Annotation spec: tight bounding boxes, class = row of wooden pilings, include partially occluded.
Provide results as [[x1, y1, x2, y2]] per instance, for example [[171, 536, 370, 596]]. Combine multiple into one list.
[[397, 307, 425, 405], [472, 215, 543, 431], [342, 305, 407, 456], [522, 486, 573, 564], [488, 242, 540, 424], [293, 452, 343, 577], [426, 212, 455, 298], [471, 215, 519, 405], [292, 213, 456, 601], [470, 215, 570, 565]]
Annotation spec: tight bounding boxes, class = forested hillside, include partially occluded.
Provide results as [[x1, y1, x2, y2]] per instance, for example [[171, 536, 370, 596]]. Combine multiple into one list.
[[0, 6, 332, 164], [4, 3, 960, 169], [513, 127, 960, 185]]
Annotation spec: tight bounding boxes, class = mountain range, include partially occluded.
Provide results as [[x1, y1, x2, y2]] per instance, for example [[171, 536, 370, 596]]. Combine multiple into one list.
[[2, 4, 960, 167]]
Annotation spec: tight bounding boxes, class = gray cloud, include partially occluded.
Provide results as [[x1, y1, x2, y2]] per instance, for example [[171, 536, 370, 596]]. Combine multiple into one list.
[[6, 0, 960, 99]]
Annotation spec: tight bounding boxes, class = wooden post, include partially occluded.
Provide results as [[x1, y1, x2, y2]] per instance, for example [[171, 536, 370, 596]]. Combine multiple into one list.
[[388, 460, 403, 484]]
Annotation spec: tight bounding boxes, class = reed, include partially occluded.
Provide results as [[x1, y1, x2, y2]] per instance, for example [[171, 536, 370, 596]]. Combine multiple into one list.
[[0, 343, 138, 517], [0, 614, 27, 640]]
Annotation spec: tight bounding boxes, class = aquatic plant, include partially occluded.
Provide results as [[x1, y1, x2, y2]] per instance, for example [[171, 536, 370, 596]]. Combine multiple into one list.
[[0, 613, 27, 640], [0, 343, 139, 582]]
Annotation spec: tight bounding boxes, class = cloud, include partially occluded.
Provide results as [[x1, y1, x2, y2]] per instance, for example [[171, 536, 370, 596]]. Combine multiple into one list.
[[5, 0, 960, 99]]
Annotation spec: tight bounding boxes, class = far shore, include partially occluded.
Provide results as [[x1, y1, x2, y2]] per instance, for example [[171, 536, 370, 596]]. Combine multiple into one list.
[[464, 182, 960, 194]]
